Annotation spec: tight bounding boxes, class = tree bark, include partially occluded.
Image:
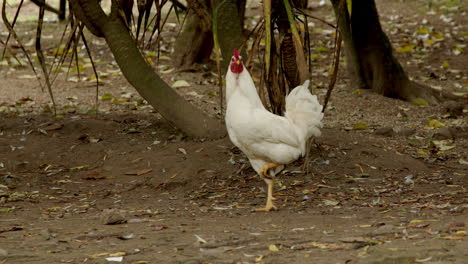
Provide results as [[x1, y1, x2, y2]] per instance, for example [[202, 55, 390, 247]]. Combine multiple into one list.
[[173, 0, 246, 72], [173, 11, 213, 69], [330, 0, 366, 89], [330, 0, 444, 103], [72, 0, 226, 139], [216, 0, 246, 71]]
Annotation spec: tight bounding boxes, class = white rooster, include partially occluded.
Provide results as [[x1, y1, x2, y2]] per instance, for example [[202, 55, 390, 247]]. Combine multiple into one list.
[[225, 49, 324, 211]]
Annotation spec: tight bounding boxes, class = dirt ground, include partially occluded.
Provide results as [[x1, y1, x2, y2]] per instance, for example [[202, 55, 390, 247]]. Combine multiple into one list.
[[0, 0, 467, 263]]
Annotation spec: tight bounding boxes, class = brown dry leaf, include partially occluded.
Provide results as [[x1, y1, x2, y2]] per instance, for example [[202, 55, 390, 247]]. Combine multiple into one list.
[[302, 186, 319, 194], [109, 251, 127, 257], [178, 148, 187, 155], [81, 173, 106, 180], [125, 168, 152, 176], [0, 226, 24, 233], [292, 241, 346, 250], [323, 199, 340, 206], [339, 237, 368, 243], [44, 123, 63, 131], [415, 256, 433, 263], [410, 223, 430, 229], [69, 165, 89, 172], [89, 252, 109, 259], [153, 225, 169, 231]]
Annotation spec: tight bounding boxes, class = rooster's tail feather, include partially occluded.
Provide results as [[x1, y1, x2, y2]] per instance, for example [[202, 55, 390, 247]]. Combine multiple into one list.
[[285, 80, 323, 139]]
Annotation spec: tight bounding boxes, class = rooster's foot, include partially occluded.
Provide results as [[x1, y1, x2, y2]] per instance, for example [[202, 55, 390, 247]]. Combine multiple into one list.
[[254, 199, 277, 212]]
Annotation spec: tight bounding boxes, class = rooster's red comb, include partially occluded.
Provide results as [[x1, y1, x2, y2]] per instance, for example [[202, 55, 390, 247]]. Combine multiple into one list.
[[233, 48, 240, 59]]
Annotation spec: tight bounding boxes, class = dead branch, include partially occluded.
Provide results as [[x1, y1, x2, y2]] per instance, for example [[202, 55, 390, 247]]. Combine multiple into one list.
[[35, 5, 57, 115]]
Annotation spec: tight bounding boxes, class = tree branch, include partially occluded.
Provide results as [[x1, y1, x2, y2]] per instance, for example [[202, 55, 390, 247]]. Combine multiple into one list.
[[73, 0, 226, 138]]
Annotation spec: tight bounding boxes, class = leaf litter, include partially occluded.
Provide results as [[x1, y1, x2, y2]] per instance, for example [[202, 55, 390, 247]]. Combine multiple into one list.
[[0, 1, 467, 263]]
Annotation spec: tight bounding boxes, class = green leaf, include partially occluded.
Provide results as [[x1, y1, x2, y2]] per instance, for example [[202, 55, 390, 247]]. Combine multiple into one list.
[[416, 28, 429, 34], [353, 122, 368, 130], [100, 93, 113, 101], [412, 98, 429, 107], [315, 46, 329, 53], [269, 244, 279, 252], [396, 45, 415, 53], [428, 119, 445, 129]]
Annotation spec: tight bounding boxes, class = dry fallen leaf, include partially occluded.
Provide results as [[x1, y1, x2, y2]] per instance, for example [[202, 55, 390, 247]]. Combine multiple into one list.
[[44, 123, 63, 131], [339, 237, 369, 243], [432, 140, 455, 151], [172, 80, 190, 88], [0, 226, 24, 233], [178, 148, 187, 155], [81, 173, 106, 180], [109, 252, 127, 257], [125, 168, 153, 176], [323, 199, 340, 206], [153, 225, 169, 231]]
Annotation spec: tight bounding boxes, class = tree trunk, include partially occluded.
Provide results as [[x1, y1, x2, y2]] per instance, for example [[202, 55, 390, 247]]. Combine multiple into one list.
[[173, 11, 213, 69], [173, 0, 246, 72], [72, 0, 226, 139], [331, 0, 442, 103], [330, 0, 366, 89], [216, 0, 246, 71]]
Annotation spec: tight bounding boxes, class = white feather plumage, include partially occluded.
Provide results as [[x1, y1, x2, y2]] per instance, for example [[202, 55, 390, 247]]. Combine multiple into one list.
[[225, 60, 323, 178]]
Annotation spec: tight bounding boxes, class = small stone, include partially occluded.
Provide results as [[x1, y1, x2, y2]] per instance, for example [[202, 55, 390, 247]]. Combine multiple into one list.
[[0, 248, 8, 257], [100, 209, 127, 225], [375, 127, 394, 137], [433, 127, 453, 140], [40, 228, 52, 240]]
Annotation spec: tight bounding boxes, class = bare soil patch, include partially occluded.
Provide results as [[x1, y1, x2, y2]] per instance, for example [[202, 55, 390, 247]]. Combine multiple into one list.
[[0, 0, 467, 263]]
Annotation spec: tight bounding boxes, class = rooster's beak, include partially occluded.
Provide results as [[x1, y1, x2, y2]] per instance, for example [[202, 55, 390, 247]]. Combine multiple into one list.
[[236, 60, 241, 65]]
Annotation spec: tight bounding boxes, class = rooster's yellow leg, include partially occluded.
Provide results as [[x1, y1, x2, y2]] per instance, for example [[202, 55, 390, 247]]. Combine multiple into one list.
[[260, 162, 279, 178], [255, 179, 277, 211], [255, 162, 279, 212]]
